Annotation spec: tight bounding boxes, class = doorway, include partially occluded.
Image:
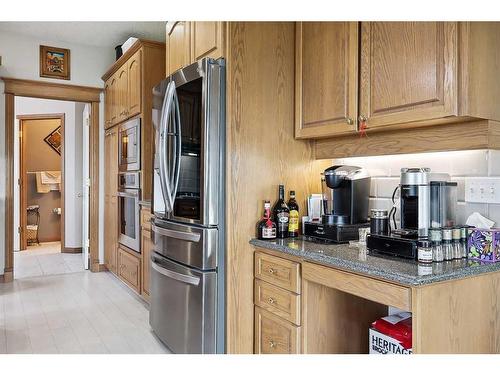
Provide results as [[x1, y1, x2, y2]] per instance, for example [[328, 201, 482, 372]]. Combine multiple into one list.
[[18, 114, 65, 253], [2, 77, 102, 282]]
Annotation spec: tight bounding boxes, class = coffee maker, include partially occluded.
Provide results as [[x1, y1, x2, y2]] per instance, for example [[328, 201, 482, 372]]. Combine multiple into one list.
[[304, 165, 371, 243], [367, 168, 456, 259]]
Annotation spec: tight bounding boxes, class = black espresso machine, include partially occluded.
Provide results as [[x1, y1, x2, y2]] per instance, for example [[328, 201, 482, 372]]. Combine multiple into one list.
[[304, 165, 370, 243]]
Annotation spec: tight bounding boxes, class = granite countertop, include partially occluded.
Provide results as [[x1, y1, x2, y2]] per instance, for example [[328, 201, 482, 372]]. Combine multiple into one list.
[[249, 237, 500, 287]]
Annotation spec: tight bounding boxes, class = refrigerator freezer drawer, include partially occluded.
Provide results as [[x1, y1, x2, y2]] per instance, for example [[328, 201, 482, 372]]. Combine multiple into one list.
[[150, 253, 217, 354], [152, 219, 217, 270]]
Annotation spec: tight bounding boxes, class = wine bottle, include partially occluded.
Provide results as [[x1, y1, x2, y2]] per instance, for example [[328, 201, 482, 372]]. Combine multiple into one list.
[[257, 201, 277, 240], [287, 190, 299, 237], [273, 185, 289, 238]]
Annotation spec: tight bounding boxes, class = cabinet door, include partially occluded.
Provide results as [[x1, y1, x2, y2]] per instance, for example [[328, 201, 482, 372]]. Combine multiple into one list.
[[118, 247, 141, 293], [141, 227, 152, 299], [295, 22, 358, 139], [104, 129, 118, 274], [191, 22, 223, 61], [104, 81, 112, 129], [359, 22, 458, 129], [109, 75, 118, 125], [167, 21, 191, 76], [128, 49, 142, 118], [117, 66, 128, 122], [254, 307, 301, 354]]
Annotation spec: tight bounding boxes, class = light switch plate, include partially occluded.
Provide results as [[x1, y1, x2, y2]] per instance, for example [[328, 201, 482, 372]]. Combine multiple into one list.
[[465, 177, 500, 203]]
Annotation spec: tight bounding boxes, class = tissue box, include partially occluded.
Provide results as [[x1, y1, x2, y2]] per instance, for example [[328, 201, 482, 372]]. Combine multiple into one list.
[[468, 228, 500, 262]]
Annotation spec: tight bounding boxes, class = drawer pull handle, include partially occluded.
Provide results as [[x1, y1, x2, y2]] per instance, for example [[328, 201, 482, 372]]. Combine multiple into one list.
[[269, 340, 276, 348], [268, 297, 275, 304], [268, 268, 276, 275]]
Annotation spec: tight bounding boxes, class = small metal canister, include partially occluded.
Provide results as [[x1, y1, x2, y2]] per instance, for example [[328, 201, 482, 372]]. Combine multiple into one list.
[[370, 209, 389, 236], [452, 227, 462, 260]]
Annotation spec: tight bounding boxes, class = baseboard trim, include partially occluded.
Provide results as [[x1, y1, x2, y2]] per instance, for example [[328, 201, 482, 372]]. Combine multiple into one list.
[[0, 269, 13, 283], [62, 247, 83, 254]]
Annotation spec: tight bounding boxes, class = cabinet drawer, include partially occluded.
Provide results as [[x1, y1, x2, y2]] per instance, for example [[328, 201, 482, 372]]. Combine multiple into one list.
[[255, 252, 301, 293], [254, 279, 301, 325], [118, 247, 141, 293], [254, 307, 301, 354]]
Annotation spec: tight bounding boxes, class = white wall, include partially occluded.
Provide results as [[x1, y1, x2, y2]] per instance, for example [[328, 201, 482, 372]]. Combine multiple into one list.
[[0, 30, 114, 273], [14, 97, 85, 250], [334, 149, 500, 227]]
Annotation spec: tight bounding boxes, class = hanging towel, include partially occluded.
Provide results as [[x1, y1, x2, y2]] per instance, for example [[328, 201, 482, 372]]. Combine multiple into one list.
[[35, 171, 61, 193], [41, 171, 61, 184]]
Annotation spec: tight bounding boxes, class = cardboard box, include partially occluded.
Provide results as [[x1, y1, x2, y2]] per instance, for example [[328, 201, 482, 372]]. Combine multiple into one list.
[[369, 328, 412, 354]]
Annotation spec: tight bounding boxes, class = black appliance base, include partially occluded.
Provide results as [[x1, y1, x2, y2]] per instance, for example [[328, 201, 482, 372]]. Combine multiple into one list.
[[303, 221, 369, 244], [366, 234, 418, 260]]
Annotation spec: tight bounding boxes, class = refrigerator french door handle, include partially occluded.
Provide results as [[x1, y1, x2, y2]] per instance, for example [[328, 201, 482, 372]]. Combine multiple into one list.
[[151, 222, 201, 242], [172, 88, 182, 202], [151, 261, 200, 286], [159, 81, 176, 212]]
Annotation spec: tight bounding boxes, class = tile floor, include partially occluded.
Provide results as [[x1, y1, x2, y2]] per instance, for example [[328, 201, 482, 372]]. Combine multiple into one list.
[[1, 258, 170, 353], [14, 242, 84, 279]]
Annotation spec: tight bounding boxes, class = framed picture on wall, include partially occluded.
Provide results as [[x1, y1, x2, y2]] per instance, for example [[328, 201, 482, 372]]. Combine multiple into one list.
[[44, 126, 62, 155], [39, 45, 71, 80]]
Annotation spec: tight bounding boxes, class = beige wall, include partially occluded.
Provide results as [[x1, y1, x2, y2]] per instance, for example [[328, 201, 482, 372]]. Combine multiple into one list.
[[23, 118, 62, 243]]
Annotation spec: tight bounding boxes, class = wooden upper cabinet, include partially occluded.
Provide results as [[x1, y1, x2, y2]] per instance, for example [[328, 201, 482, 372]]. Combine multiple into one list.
[[109, 75, 118, 125], [166, 21, 191, 76], [191, 22, 224, 61], [359, 22, 458, 129], [295, 22, 359, 139], [127, 49, 142, 118], [117, 66, 128, 122]]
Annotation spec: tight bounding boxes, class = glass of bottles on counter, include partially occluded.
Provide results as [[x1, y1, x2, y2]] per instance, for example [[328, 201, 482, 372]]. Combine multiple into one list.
[[256, 185, 299, 240]]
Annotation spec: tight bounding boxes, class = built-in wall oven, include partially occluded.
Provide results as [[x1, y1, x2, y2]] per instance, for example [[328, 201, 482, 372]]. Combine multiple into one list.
[[118, 171, 141, 253], [119, 117, 141, 172]]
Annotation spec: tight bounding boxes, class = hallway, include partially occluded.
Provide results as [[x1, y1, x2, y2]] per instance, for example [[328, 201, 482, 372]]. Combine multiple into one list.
[[14, 242, 84, 279], [0, 271, 170, 354]]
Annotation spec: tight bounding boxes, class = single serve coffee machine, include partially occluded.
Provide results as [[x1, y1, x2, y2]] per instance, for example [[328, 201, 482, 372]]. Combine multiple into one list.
[[304, 165, 371, 243]]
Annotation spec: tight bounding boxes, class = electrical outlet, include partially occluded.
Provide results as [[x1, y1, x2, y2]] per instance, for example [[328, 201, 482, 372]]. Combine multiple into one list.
[[465, 177, 500, 203]]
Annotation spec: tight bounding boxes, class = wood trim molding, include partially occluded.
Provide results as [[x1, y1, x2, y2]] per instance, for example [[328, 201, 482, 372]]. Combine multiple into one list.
[[315, 119, 500, 159], [1, 77, 102, 102], [3, 80, 101, 281], [62, 247, 82, 254], [0, 270, 13, 283], [101, 39, 165, 81], [4, 93, 14, 278], [89, 102, 100, 272]]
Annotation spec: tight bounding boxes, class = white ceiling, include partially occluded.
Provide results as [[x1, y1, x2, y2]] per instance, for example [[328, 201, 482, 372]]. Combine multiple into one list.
[[0, 21, 166, 48]]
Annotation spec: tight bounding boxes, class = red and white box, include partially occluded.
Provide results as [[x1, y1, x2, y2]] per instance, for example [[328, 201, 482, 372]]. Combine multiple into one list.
[[369, 312, 412, 354]]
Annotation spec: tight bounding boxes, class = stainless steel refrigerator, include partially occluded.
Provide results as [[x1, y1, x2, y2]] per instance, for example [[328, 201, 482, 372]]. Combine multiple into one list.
[[150, 58, 225, 354]]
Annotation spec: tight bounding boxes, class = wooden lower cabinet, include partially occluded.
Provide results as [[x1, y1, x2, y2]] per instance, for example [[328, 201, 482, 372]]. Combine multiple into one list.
[[118, 247, 141, 294], [141, 227, 152, 300], [254, 307, 301, 354]]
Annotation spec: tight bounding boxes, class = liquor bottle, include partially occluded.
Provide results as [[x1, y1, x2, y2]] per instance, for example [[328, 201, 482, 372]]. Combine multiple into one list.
[[287, 190, 299, 237], [273, 185, 289, 238], [257, 201, 277, 240]]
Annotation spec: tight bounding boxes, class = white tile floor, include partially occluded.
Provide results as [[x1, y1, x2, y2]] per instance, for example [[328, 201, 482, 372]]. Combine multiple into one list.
[[1, 260, 170, 353], [14, 242, 84, 279]]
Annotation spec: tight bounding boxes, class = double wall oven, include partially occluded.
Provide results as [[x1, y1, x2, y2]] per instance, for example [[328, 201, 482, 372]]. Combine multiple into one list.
[[117, 117, 141, 253], [150, 58, 225, 354]]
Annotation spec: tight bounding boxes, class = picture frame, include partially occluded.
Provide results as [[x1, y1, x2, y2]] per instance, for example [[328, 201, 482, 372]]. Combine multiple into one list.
[[39, 45, 71, 80], [43, 126, 62, 155]]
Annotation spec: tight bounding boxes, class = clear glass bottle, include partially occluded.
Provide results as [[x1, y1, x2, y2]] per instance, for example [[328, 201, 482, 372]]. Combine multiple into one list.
[[417, 239, 433, 264], [429, 228, 444, 262], [442, 227, 453, 261], [452, 227, 462, 260], [460, 226, 469, 258]]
